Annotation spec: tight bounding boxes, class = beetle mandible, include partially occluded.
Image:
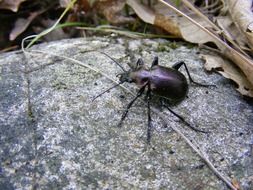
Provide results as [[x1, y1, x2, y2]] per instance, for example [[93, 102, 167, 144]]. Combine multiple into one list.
[[92, 51, 213, 143]]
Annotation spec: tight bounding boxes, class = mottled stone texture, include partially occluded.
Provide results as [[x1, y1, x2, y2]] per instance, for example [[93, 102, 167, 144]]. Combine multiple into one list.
[[0, 37, 252, 190]]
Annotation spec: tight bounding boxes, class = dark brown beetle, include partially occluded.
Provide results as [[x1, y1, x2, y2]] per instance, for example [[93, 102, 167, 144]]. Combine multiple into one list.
[[93, 52, 213, 143], [119, 57, 189, 102]]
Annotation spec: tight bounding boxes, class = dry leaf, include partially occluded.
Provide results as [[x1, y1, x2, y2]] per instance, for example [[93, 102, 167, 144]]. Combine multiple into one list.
[[231, 178, 241, 190], [126, 0, 214, 42], [202, 54, 253, 97], [154, 13, 182, 37], [215, 16, 249, 49], [88, 0, 97, 7], [9, 12, 40, 41], [178, 16, 214, 43], [226, 0, 253, 51], [60, 0, 72, 8], [126, 0, 155, 24], [33, 19, 70, 41], [94, 0, 134, 24], [154, 0, 213, 42], [0, 0, 26, 12], [126, 0, 183, 37], [215, 40, 253, 89]]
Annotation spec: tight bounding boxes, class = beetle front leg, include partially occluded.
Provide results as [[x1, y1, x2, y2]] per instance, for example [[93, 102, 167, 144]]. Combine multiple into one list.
[[172, 61, 215, 87], [118, 84, 147, 127], [151, 56, 158, 67], [135, 58, 144, 69]]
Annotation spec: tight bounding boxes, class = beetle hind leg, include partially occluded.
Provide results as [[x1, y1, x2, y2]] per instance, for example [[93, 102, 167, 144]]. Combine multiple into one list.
[[172, 61, 215, 87], [160, 99, 208, 133]]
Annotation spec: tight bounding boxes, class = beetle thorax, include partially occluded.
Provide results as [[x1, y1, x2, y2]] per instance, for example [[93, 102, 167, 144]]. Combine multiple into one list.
[[129, 69, 150, 87]]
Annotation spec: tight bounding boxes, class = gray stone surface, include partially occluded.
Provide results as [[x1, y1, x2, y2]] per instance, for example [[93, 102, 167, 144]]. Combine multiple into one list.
[[0, 36, 252, 190]]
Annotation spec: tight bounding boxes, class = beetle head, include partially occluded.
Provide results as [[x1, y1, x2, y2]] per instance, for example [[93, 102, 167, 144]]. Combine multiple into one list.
[[117, 71, 133, 83], [117, 58, 147, 83]]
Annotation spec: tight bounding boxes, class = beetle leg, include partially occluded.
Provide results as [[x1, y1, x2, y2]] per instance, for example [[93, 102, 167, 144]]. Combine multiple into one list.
[[172, 61, 184, 70], [160, 99, 208, 133], [151, 56, 159, 67], [172, 61, 215, 87], [135, 58, 144, 69], [118, 84, 147, 127], [146, 83, 152, 143]]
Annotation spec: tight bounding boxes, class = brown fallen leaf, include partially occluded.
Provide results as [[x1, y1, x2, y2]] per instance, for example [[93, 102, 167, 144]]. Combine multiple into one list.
[[227, 0, 253, 51], [231, 178, 241, 190], [126, 0, 155, 24], [215, 16, 249, 50], [178, 16, 214, 43], [126, 0, 183, 37], [202, 54, 253, 97], [94, 0, 134, 25], [215, 39, 253, 90], [33, 19, 70, 42], [126, 0, 217, 42], [0, 0, 26, 12], [9, 12, 39, 41], [59, 0, 72, 8]]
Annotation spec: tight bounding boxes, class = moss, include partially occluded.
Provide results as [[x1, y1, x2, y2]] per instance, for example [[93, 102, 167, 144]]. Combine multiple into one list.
[[27, 104, 35, 123], [185, 43, 196, 49], [52, 81, 68, 90], [157, 44, 168, 52], [156, 41, 181, 52], [168, 41, 180, 49]]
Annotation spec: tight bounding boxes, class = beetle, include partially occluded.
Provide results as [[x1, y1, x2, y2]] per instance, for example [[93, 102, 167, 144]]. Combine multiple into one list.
[[91, 51, 213, 143]]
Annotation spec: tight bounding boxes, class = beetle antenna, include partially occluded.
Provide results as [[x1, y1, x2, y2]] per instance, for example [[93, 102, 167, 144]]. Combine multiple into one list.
[[97, 51, 127, 72], [92, 81, 125, 102]]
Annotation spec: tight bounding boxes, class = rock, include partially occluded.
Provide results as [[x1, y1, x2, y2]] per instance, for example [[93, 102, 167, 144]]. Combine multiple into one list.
[[0, 37, 252, 190]]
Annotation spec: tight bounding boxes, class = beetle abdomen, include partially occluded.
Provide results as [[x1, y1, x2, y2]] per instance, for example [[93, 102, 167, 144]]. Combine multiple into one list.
[[150, 66, 188, 101]]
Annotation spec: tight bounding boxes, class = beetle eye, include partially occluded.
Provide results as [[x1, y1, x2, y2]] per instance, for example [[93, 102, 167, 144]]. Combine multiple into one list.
[[141, 77, 148, 83]]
